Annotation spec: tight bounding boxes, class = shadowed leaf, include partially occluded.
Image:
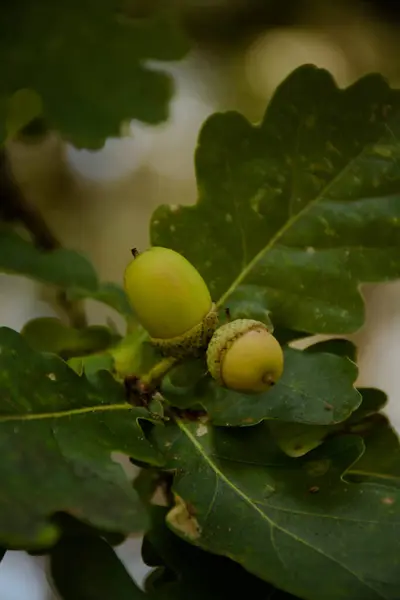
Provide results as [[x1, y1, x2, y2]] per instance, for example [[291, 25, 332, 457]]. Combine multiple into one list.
[[0, 0, 189, 147], [142, 505, 299, 599], [152, 65, 400, 336], [21, 317, 118, 358], [0, 228, 133, 319], [0, 327, 162, 547], [270, 387, 387, 457], [51, 535, 145, 599], [152, 419, 400, 600], [162, 347, 361, 426]]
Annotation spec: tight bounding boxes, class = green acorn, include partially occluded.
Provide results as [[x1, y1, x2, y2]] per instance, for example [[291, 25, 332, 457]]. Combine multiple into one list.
[[206, 319, 284, 393], [124, 247, 218, 358]]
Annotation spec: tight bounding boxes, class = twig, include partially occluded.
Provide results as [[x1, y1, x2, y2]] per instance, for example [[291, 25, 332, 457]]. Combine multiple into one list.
[[140, 356, 178, 388], [0, 148, 87, 328]]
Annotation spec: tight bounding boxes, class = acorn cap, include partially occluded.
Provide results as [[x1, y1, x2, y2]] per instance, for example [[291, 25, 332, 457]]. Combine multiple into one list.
[[151, 303, 219, 359], [206, 319, 283, 393], [206, 319, 264, 382]]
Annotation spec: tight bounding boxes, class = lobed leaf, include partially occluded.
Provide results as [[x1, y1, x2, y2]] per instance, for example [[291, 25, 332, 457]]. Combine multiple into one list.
[[0, 327, 162, 547], [21, 317, 118, 358], [0, 228, 97, 290], [67, 354, 116, 382], [270, 387, 387, 457], [305, 338, 357, 361], [68, 282, 134, 319], [152, 65, 400, 336], [51, 534, 145, 600], [0, 0, 189, 147], [0, 228, 133, 319], [348, 415, 400, 489], [153, 419, 400, 600], [142, 505, 299, 599], [162, 347, 361, 426]]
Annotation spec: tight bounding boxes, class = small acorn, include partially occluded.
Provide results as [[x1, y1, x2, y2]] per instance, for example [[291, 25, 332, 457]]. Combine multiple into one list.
[[124, 246, 218, 358], [206, 319, 284, 393]]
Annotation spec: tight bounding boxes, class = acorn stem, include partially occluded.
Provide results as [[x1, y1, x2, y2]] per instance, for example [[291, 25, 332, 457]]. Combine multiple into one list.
[[141, 356, 178, 388]]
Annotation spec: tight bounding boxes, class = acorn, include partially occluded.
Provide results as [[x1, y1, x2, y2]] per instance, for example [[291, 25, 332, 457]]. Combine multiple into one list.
[[124, 247, 218, 358], [206, 319, 284, 393]]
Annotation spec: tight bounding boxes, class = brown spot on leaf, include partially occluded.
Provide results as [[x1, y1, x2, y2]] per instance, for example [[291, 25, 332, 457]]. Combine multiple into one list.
[[324, 403, 333, 411], [382, 497, 395, 506], [167, 495, 201, 540]]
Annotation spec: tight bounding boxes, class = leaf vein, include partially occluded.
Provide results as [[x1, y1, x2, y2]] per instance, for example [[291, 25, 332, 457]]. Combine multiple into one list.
[[217, 138, 385, 308], [178, 419, 388, 598], [0, 403, 133, 423]]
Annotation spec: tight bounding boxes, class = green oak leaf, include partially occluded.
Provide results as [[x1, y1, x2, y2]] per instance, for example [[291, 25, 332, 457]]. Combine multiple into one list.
[[270, 387, 387, 457], [49, 508, 298, 600], [0, 327, 163, 547], [268, 421, 329, 458], [0, 228, 133, 319], [0, 228, 97, 290], [51, 512, 126, 547], [0, 0, 189, 147], [50, 534, 145, 600], [142, 505, 299, 600], [110, 330, 160, 379], [67, 282, 134, 319], [27, 512, 126, 556], [152, 65, 400, 335], [153, 419, 400, 600], [306, 338, 357, 361], [21, 317, 118, 358], [162, 347, 361, 426], [222, 287, 274, 330], [67, 353, 116, 384], [160, 357, 208, 410], [348, 415, 400, 488]]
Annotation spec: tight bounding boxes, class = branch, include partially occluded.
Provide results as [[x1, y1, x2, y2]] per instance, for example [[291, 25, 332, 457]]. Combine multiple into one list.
[[0, 148, 87, 328]]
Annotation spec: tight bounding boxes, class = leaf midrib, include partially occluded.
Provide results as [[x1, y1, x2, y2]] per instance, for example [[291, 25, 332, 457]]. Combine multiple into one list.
[[177, 418, 387, 599], [216, 136, 381, 308], [0, 403, 132, 423]]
